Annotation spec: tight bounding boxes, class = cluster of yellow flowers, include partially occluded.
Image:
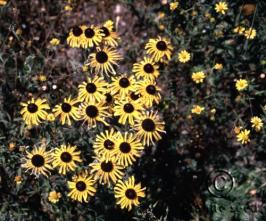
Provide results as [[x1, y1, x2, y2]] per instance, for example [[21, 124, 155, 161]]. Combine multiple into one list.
[[234, 26, 257, 40], [19, 19, 181, 211]]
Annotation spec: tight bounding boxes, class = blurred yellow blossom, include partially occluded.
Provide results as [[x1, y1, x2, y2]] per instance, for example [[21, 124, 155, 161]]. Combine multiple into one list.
[[170, 2, 179, 11], [82, 65, 88, 72], [8, 142, 16, 151], [192, 71, 206, 84], [48, 191, 61, 203], [178, 50, 190, 63], [214, 63, 223, 70], [64, 5, 73, 11], [0, 0, 7, 6], [215, 2, 228, 14], [237, 129, 250, 144], [50, 38, 60, 46], [233, 26, 245, 35], [38, 74, 47, 82], [244, 28, 256, 40], [250, 116, 263, 132], [235, 79, 248, 91], [191, 105, 205, 115], [15, 176, 22, 185], [46, 113, 55, 122], [234, 126, 242, 134]]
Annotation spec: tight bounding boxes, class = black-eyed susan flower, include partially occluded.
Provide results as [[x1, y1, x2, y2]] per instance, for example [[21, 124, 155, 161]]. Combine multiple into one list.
[[136, 80, 161, 108], [191, 71, 206, 84], [90, 156, 124, 186], [80, 25, 104, 48], [237, 129, 250, 144], [191, 105, 204, 115], [178, 50, 190, 63], [53, 97, 80, 126], [87, 47, 122, 75], [48, 191, 61, 204], [20, 97, 50, 126], [235, 79, 248, 91], [134, 111, 165, 146], [100, 20, 120, 47], [67, 26, 84, 48], [93, 128, 120, 158], [113, 98, 144, 125], [214, 1, 228, 14], [68, 172, 96, 203], [129, 92, 142, 102], [114, 176, 146, 211], [21, 146, 53, 177], [145, 36, 173, 62], [79, 101, 110, 127], [52, 144, 82, 175], [132, 57, 160, 81], [78, 76, 107, 102], [110, 75, 136, 97], [250, 116, 263, 132], [113, 133, 144, 167], [244, 28, 256, 40]]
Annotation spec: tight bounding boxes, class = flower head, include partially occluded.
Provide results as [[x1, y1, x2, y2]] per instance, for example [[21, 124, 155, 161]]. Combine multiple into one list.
[[191, 105, 204, 115], [235, 79, 248, 91], [178, 50, 190, 63], [215, 1, 228, 14], [48, 191, 61, 203], [192, 71, 206, 84], [214, 63, 223, 70], [50, 38, 60, 46], [170, 2, 179, 11], [237, 129, 250, 144], [250, 116, 263, 132], [244, 28, 256, 40]]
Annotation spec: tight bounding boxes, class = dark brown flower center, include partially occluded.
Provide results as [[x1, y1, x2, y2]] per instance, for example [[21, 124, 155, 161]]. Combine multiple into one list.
[[100, 161, 113, 172], [27, 103, 38, 113], [125, 188, 137, 200], [141, 119, 156, 132], [156, 40, 167, 51], [86, 83, 97, 93], [60, 152, 72, 163], [104, 139, 115, 150], [119, 142, 131, 153], [72, 26, 83, 37], [146, 85, 156, 95], [101, 27, 110, 37], [105, 93, 113, 103], [76, 181, 86, 191], [143, 63, 154, 73], [85, 105, 99, 118], [119, 77, 130, 88], [61, 103, 72, 113], [130, 92, 140, 100], [123, 103, 134, 113], [31, 154, 45, 167], [96, 51, 108, 63], [85, 28, 95, 38]]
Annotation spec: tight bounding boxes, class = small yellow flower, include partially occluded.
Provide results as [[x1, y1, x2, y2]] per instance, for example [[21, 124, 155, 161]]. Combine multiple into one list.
[[170, 2, 179, 11], [82, 65, 88, 72], [48, 191, 61, 203], [8, 142, 16, 151], [178, 50, 191, 63], [16, 28, 22, 35], [214, 63, 223, 70], [233, 26, 245, 35], [46, 113, 55, 122], [15, 176, 22, 185], [215, 1, 228, 14], [192, 71, 206, 84], [250, 116, 263, 132], [159, 24, 165, 30], [191, 105, 205, 115], [244, 28, 256, 40], [158, 12, 165, 19], [237, 129, 250, 144], [235, 79, 248, 91], [64, 5, 73, 11], [50, 38, 60, 46], [38, 74, 47, 82]]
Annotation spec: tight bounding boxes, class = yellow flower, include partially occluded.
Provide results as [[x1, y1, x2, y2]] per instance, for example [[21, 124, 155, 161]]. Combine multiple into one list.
[[38, 74, 47, 82], [48, 191, 61, 203], [234, 126, 242, 134], [178, 50, 190, 63], [191, 71, 206, 84], [82, 65, 88, 72], [235, 79, 248, 91], [50, 38, 60, 46], [244, 28, 256, 40], [64, 5, 72, 11], [46, 113, 55, 122], [250, 116, 263, 132], [15, 176, 22, 185], [237, 129, 250, 144], [213, 63, 223, 70], [8, 142, 16, 151], [191, 105, 204, 115], [170, 2, 179, 11], [233, 26, 245, 35], [215, 1, 228, 14]]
